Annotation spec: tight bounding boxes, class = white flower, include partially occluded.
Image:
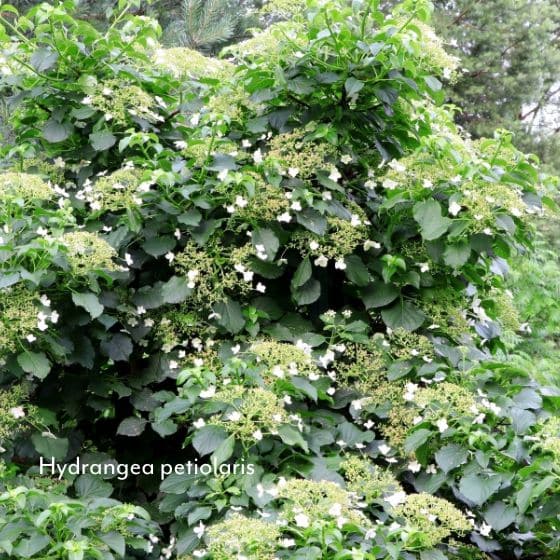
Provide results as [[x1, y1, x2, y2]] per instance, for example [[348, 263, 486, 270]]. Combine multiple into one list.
[[218, 169, 229, 181], [290, 201, 302, 211], [364, 240, 381, 250], [137, 306, 146, 315], [190, 113, 200, 126], [50, 311, 59, 324], [199, 386, 216, 399], [328, 503, 342, 516], [334, 259, 347, 270], [436, 418, 449, 433], [174, 140, 187, 150], [193, 418, 206, 429], [255, 282, 266, 293], [253, 149, 263, 164], [288, 167, 299, 177], [294, 513, 310, 528], [408, 460, 422, 473], [227, 411, 242, 422], [26, 334, 37, 343], [235, 195, 248, 208], [309, 240, 320, 251], [449, 200, 462, 216], [426, 464, 437, 474], [169, 360, 179, 370], [329, 166, 342, 182], [193, 522, 205, 538], [341, 154, 353, 164], [314, 255, 328, 268], [419, 262, 430, 273], [231, 344, 241, 354], [243, 270, 254, 282], [280, 538, 296, 548], [378, 444, 391, 455], [277, 212, 292, 223], [322, 191, 332, 201], [252, 429, 263, 441], [10, 406, 25, 419], [165, 252, 175, 263], [382, 178, 398, 190], [350, 214, 361, 227], [125, 253, 134, 266], [40, 295, 51, 307], [387, 159, 406, 173], [242, 139, 252, 148], [479, 522, 492, 537], [385, 491, 407, 507]]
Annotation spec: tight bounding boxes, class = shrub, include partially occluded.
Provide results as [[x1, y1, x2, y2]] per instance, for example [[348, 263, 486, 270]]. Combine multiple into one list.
[[0, 0, 558, 559]]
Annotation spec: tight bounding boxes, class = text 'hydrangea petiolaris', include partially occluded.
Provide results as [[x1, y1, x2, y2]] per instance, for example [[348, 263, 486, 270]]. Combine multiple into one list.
[[0, 0, 558, 558]]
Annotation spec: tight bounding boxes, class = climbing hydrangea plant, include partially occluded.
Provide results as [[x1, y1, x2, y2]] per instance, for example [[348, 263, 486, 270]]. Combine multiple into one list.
[[0, 0, 558, 558]]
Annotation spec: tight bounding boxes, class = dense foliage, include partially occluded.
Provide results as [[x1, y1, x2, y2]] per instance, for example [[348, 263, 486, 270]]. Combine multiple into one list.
[[0, 0, 559, 559]]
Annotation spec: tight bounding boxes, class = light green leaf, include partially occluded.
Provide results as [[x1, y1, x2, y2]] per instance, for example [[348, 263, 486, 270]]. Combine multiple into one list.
[[213, 298, 245, 334], [31, 433, 68, 460], [89, 130, 117, 151], [413, 199, 452, 241], [72, 292, 104, 319], [117, 417, 147, 437], [17, 351, 51, 380], [459, 474, 501, 506], [211, 435, 235, 466], [161, 276, 193, 304], [193, 425, 228, 456], [443, 241, 471, 268], [361, 281, 399, 308], [435, 443, 468, 473], [277, 424, 308, 452], [381, 301, 425, 331]]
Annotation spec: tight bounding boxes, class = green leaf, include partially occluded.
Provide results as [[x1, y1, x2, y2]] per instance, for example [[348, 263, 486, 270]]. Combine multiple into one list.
[[161, 276, 193, 304], [424, 75, 442, 91], [344, 255, 370, 287], [17, 351, 51, 380], [292, 257, 312, 289], [277, 424, 308, 452], [143, 236, 175, 257], [187, 506, 212, 526], [443, 241, 471, 268], [101, 333, 133, 362], [160, 471, 199, 494], [30, 47, 58, 71], [361, 281, 399, 308], [459, 474, 501, 506], [435, 443, 468, 473], [13, 534, 50, 558], [72, 292, 104, 319], [42, 120, 72, 143], [211, 434, 235, 466], [117, 417, 147, 437], [31, 433, 68, 460], [193, 425, 228, 456], [0, 272, 20, 289], [99, 532, 125, 557], [252, 229, 279, 260], [213, 298, 245, 334], [413, 199, 452, 241], [296, 208, 327, 235], [420, 550, 447, 560], [178, 208, 202, 227], [404, 428, 432, 453], [292, 277, 321, 306], [90, 130, 117, 151], [345, 77, 364, 97], [484, 501, 517, 532], [381, 301, 425, 331], [75, 474, 113, 498]]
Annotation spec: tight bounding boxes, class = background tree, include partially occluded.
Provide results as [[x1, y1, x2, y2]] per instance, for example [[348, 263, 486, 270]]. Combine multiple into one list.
[[430, 0, 560, 172]]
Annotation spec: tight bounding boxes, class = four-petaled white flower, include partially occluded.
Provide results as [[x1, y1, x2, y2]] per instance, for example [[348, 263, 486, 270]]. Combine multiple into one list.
[[449, 200, 462, 216]]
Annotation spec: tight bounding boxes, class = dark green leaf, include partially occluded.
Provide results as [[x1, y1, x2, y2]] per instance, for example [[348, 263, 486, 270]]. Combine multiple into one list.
[[72, 292, 104, 319], [90, 130, 117, 151], [381, 301, 425, 331], [17, 351, 51, 380], [413, 199, 452, 241], [117, 417, 147, 437]]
